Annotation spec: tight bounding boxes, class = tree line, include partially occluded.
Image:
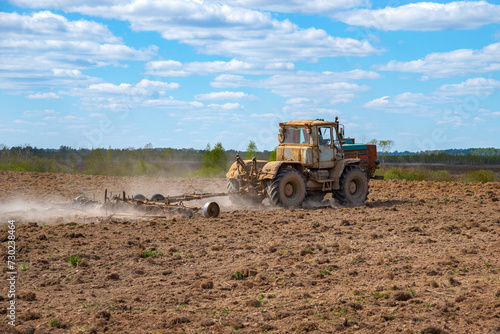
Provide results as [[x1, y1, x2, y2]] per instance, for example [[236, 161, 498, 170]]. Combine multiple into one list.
[[0, 142, 498, 177], [0, 142, 272, 177]]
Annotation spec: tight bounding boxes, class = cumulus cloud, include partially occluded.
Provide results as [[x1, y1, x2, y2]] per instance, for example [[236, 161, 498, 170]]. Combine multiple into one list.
[[335, 1, 500, 31], [0, 11, 156, 89], [83, 79, 178, 96], [374, 42, 500, 78], [0, 67, 101, 90], [195, 91, 257, 101], [64, 79, 183, 110], [211, 70, 377, 105], [0, 11, 156, 67], [9, 1, 380, 62], [145, 58, 295, 76], [217, 0, 367, 14], [207, 103, 243, 110], [363, 76, 500, 126], [435, 78, 500, 96], [363, 92, 455, 113], [211, 75, 248, 89], [286, 97, 310, 104]]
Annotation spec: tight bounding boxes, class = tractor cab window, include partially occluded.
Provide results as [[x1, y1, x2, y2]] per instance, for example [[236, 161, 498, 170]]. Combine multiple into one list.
[[283, 126, 309, 144], [333, 129, 342, 150], [318, 127, 332, 145]]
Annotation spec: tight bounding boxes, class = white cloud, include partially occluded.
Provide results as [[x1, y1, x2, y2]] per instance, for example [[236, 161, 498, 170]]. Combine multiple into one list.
[[63, 79, 181, 110], [195, 91, 257, 101], [374, 42, 500, 78], [363, 92, 455, 113], [363, 77, 500, 127], [9, 1, 379, 62], [14, 119, 46, 126], [435, 78, 500, 96], [63, 115, 84, 121], [0, 11, 156, 89], [272, 105, 342, 120], [208, 103, 243, 110], [286, 97, 310, 104], [14, 0, 367, 15], [211, 75, 248, 89], [217, 0, 367, 14], [0, 11, 156, 67], [211, 70, 375, 105], [0, 67, 101, 90], [27, 92, 60, 99], [0, 128, 27, 133], [73, 79, 178, 96], [364, 96, 390, 109], [335, 1, 500, 31], [142, 98, 204, 109], [145, 58, 295, 76], [66, 125, 88, 129], [22, 109, 57, 117]]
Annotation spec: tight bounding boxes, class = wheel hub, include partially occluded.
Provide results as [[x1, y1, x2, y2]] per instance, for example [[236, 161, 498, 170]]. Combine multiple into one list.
[[284, 183, 294, 197], [349, 181, 357, 194]]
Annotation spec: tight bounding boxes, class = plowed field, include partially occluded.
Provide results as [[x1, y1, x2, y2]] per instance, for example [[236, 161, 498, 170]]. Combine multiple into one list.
[[1, 170, 499, 334]]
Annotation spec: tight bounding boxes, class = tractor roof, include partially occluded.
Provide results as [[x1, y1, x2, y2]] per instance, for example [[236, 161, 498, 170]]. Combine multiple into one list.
[[282, 119, 337, 127]]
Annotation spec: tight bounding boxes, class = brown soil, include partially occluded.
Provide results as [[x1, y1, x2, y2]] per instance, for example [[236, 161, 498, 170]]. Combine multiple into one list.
[[1, 170, 499, 334]]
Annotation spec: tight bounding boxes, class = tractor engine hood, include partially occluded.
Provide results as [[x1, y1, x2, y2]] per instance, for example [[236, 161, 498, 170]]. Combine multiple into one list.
[[277, 145, 313, 167]]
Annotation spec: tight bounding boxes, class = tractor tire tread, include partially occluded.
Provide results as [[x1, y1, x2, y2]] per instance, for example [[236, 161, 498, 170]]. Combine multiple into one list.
[[333, 165, 369, 206], [266, 168, 307, 208]]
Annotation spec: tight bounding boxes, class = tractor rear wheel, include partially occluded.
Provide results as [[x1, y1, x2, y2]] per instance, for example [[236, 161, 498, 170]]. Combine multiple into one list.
[[334, 166, 368, 206], [267, 168, 307, 208]]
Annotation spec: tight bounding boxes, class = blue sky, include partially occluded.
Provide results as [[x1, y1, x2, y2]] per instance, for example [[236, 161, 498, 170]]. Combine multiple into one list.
[[1, 0, 500, 152]]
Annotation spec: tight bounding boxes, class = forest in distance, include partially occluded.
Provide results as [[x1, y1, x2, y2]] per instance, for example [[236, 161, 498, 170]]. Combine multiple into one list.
[[0, 143, 499, 180]]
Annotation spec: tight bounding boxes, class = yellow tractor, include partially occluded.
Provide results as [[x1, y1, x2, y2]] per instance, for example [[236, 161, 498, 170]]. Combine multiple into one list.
[[226, 117, 380, 207]]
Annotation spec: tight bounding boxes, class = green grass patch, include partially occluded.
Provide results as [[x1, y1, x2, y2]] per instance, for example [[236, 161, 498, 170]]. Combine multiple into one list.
[[463, 170, 496, 182], [382, 167, 498, 182], [68, 255, 82, 267], [140, 249, 164, 258], [47, 319, 58, 327], [384, 167, 431, 181]]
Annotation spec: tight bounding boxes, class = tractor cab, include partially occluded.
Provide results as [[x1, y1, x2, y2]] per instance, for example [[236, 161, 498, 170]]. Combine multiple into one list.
[[277, 118, 344, 169]]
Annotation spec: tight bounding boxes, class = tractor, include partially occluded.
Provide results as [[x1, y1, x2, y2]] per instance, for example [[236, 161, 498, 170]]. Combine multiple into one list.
[[226, 117, 381, 208]]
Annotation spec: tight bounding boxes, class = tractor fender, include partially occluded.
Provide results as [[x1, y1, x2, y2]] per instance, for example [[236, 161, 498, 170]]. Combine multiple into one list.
[[330, 158, 361, 182], [226, 160, 268, 179], [258, 161, 304, 180]]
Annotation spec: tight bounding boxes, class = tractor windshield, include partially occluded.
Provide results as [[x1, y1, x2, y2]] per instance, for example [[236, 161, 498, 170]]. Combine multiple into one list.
[[283, 126, 309, 144]]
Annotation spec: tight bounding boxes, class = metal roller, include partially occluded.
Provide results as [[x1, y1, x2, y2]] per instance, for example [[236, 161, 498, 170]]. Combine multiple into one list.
[[203, 201, 220, 218]]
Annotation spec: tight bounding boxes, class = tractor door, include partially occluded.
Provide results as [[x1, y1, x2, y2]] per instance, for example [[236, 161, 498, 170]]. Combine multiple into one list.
[[318, 126, 335, 169]]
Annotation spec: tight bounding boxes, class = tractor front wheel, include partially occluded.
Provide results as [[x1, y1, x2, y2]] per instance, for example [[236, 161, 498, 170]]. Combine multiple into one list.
[[226, 179, 262, 206], [334, 166, 368, 206], [267, 168, 307, 208]]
